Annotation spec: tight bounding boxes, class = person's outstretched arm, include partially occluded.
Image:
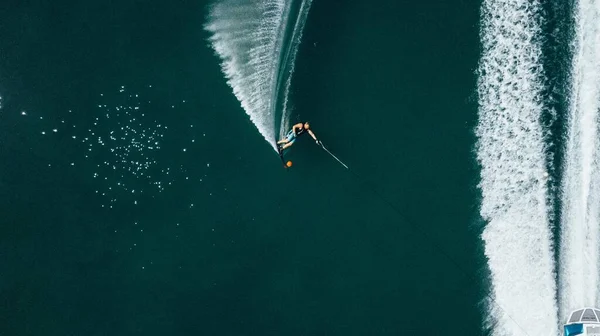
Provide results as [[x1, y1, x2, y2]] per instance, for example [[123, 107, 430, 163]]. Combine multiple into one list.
[[308, 130, 319, 143]]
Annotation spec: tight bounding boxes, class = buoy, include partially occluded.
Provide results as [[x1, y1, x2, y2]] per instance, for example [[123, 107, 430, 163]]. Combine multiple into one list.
[[286, 161, 293, 168]]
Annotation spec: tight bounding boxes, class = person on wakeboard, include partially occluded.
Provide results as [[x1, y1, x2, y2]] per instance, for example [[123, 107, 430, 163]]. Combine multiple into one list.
[[277, 122, 320, 153]]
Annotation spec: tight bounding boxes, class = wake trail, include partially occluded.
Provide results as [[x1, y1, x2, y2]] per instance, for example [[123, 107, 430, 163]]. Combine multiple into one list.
[[277, 0, 312, 139], [559, 0, 600, 321], [205, 0, 313, 151], [476, 0, 558, 334]]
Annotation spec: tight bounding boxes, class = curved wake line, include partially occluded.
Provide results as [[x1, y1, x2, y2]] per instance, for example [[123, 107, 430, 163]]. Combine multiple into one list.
[[277, 0, 313, 139], [205, 0, 312, 151], [559, 0, 600, 320], [476, 0, 558, 334]]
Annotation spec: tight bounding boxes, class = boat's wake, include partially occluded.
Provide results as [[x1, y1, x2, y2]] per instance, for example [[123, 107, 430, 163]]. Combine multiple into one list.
[[476, 0, 559, 334], [558, 0, 600, 321]]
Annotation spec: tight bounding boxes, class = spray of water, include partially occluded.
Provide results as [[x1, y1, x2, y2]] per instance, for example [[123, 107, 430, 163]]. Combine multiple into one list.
[[476, 0, 558, 334], [277, 0, 313, 138], [205, 0, 312, 150]]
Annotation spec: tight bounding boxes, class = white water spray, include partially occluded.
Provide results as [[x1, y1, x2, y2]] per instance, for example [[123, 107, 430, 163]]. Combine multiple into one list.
[[277, 0, 312, 138], [476, 0, 558, 334], [205, 0, 312, 150], [559, 0, 600, 320]]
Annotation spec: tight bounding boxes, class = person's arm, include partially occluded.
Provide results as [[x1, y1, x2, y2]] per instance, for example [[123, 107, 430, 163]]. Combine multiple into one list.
[[292, 123, 302, 135], [308, 130, 320, 145]]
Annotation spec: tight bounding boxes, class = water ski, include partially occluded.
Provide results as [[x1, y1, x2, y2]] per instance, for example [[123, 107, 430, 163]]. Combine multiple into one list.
[[277, 145, 287, 168]]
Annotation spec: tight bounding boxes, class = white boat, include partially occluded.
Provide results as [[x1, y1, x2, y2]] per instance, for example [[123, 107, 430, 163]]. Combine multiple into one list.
[[564, 308, 600, 336]]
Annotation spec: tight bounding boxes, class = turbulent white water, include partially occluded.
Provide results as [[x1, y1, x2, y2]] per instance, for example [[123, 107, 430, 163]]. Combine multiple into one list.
[[559, 0, 600, 320], [205, 0, 312, 150], [476, 0, 558, 334], [276, 0, 312, 138]]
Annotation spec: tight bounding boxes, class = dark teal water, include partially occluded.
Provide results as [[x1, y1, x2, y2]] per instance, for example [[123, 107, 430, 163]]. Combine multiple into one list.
[[1, 0, 483, 335]]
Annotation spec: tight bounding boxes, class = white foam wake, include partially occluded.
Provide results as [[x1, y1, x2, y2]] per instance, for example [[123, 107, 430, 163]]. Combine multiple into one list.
[[476, 0, 558, 334], [559, 0, 600, 321], [277, 0, 312, 139], [205, 0, 312, 150]]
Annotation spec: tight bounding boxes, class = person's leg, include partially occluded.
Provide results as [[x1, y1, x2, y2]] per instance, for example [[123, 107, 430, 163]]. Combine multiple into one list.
[[279, 131, 296, 147], [281, 142, 294, 150]]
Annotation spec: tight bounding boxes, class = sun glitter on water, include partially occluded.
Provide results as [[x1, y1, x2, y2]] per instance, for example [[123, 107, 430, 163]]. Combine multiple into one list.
[[18, 85, 210, 210]]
